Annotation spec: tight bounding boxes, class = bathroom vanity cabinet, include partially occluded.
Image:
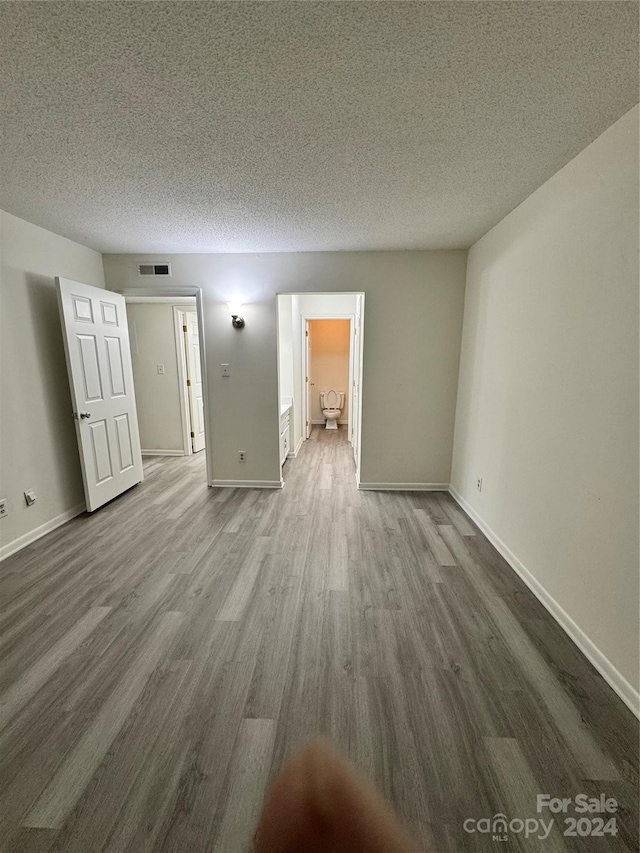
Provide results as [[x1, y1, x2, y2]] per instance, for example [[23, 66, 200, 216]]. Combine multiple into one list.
[[279, 405, 291, 467]]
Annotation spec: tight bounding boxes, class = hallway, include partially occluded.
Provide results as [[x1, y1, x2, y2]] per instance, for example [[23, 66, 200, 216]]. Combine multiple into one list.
[[0, 428, 637, 851]]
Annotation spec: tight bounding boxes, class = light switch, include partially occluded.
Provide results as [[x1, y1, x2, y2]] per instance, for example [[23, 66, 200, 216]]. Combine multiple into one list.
[[221, 363, 230, 377], [157, 364, 165, 375]]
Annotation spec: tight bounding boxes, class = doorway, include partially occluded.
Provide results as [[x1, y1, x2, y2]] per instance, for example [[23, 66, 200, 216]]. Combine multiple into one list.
[[125, 299, 206, 461], [55, 279, 211, 514], [306, 320, 351, 432], [121, 288, 212, 486], [276, 292, 365, 484]]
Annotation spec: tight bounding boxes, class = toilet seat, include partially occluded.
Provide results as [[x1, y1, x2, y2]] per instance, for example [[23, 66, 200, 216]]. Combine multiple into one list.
[[323, 389, 339, 408]]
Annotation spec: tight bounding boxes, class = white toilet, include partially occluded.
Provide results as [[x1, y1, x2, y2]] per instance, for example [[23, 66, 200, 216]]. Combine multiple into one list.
[[320, 390, 345, 429]]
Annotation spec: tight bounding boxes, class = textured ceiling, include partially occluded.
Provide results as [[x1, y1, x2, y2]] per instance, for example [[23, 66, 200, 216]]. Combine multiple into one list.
[[0, 2, 638, 253]]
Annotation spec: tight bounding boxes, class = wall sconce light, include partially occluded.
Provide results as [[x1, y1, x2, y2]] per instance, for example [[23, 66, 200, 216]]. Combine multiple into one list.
[[227, 300, 245, 329]]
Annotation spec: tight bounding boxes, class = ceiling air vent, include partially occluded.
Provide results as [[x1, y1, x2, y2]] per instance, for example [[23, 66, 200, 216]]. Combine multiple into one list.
[[138, 263, 172, 277]]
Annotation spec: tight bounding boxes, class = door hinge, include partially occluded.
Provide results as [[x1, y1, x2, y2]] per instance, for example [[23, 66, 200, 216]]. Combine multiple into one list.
[[183, 324, 187, 333], [186, 379, 191, 386], [305, 330, 308, 337], [190, 431, 195, 438], [305, 376, 308, 382]]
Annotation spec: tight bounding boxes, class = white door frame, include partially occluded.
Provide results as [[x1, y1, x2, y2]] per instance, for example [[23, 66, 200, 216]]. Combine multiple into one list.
[[172, 306, 192, 456], [305, 319, 313, 439], [350, 294, 364, 470], [275, 293, 365, 481], [119, 287, 213, 486], [182, 309, 206, 453], [302, 313, 354, 435]]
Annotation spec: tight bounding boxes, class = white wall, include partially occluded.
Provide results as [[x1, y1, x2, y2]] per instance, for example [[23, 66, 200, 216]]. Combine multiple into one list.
[[295, 293, 358, 317], [451, 105, 639, 702], [309, 320, 350, 423], [127, 303, 190, 453], [0, 211, 105, 555], [103, 251, 467, 487]]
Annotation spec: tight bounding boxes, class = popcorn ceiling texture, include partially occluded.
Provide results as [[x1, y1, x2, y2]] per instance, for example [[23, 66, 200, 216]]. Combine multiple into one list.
[[0, 2, 637, 253]]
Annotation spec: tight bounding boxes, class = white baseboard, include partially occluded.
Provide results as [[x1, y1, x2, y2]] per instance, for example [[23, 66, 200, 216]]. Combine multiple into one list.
[[288, 436, 305, 459], [0, 502, 86, 562], [449, 485, 640, 719], [141, 449, 185, 457], [359, 482, 449, 491], [209, 479, 283, 489]]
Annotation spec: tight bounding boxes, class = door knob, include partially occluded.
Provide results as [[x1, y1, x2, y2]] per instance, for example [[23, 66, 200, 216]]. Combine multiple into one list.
[[73, 412, 92, 419]]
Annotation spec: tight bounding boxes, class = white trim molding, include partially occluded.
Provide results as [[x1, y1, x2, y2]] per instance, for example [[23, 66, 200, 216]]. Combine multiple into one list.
[[125, 296, 196, 304], [172, 306, 194, 457], [359, 482, 449, 491], [287, 436, 305, 459], [209, 479, 283, 489], [449, 485, 640, 719], [141, 449, 185, 457], [0, 503, 86, 562]]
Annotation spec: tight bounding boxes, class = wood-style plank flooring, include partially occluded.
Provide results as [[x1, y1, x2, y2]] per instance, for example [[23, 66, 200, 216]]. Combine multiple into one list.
[[0, 428, 637, 852]]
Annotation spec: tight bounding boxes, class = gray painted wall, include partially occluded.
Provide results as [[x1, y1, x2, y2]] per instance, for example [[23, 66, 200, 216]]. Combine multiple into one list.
[[103, 251, 468, 486], [452, 106, 639, 696], [0, 211, 105, 553]]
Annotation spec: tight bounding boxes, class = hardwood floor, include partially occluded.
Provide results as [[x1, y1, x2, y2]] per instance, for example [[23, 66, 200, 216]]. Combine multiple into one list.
[[0, 428, 637, 852]]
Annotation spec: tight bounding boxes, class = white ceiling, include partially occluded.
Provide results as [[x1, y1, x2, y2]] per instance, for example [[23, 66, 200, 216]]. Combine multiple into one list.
[[1, 2, 637, 254]]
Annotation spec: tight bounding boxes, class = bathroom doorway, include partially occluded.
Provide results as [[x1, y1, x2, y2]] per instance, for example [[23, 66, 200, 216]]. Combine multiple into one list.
[[306, 319, 351, 432], [276, 293, 365, 485]]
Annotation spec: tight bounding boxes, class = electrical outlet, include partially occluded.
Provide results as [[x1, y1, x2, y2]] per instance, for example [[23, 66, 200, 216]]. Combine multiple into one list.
[[476, 477, 483, 492], [157, 364, 165, 375], [221, 363, 231, 377], [238, 451, 246, 463], [0, 498, 7, 518], [24, 489, 37, 506]]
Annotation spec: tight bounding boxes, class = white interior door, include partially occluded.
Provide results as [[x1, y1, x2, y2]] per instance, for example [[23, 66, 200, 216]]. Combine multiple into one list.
[[305, 320, 312, 438], [56, 277, 143, 512], [184, 311, 206, 452]]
